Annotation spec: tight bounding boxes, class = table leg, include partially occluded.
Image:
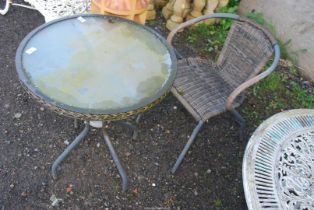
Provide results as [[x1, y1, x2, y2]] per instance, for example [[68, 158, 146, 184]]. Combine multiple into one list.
[[102, 128, 128, 192], [136, 114, 142, 124], [74, 118, 79, 129], [114, 121, 138, 140], [51, 122, 90, 179]]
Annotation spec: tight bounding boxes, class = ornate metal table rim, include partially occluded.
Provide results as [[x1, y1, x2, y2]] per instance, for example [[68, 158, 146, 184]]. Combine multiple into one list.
[[51, 117, 141, 192], [242, 109, 314, 210]]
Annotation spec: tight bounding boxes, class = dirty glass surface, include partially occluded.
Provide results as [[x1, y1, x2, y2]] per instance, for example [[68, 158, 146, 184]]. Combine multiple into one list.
[[22, 16, 173, 111]]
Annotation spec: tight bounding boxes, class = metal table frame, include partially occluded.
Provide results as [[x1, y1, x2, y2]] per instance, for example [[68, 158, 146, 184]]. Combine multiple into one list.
[[15, 15, 177, 192], [51, 117, 140, 192]]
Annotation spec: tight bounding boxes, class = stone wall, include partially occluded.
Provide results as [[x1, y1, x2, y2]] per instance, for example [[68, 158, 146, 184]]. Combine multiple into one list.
[[239, 0, 314, 80]]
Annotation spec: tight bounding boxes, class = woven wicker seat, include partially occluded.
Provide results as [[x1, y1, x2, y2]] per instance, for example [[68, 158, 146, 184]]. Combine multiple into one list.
[[167, 13, 281, 173], [173, 57, 243, 121]]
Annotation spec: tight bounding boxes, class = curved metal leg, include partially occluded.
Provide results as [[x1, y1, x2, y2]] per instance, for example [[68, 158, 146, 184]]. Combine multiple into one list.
[[74, 118, 79, 129], [102, 129, 128, 192], [114, 121, 138, 140], [135, 114, 142, 124], [230, 108, 246, 140], [51, 123, 90, 179], [174, 47, 183, 59], [171, 121, 204, 174]]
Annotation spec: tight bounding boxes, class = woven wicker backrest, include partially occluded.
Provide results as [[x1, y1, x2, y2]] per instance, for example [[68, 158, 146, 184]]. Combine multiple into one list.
[[217, 20, 275, 89]]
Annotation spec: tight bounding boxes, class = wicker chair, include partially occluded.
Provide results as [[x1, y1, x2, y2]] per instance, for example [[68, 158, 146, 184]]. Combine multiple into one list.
[[167, 13, 281, 173]]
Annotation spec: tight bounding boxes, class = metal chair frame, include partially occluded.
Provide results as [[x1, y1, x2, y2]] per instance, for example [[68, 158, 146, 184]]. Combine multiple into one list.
[[167, 13, 281, 173]]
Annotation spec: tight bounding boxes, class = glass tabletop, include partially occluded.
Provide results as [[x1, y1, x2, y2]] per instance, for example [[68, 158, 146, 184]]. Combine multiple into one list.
[[16, 15, 176, 115]]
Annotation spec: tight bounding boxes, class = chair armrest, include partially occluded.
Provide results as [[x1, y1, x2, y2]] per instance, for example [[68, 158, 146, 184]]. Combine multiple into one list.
[[167, 13, 240, 45], [225, 44, 281, 111]]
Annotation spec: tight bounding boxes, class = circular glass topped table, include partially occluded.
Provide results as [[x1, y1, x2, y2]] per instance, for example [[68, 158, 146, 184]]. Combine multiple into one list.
[[16, 14, 177, 192]]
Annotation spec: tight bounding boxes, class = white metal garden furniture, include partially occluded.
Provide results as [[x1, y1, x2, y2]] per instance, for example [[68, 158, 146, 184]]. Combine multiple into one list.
[[0, 0, 91, 22], [243, 109, 314, 210]]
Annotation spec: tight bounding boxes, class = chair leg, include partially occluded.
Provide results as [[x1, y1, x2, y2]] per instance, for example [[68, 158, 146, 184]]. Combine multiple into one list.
[[230, 108, 246, 140], [174, 48, 183, 59], [171, 121, 204, 174]]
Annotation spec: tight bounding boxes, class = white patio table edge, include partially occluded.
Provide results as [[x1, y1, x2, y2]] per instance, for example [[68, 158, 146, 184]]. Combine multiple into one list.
[[243, 109, 314, 210]]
